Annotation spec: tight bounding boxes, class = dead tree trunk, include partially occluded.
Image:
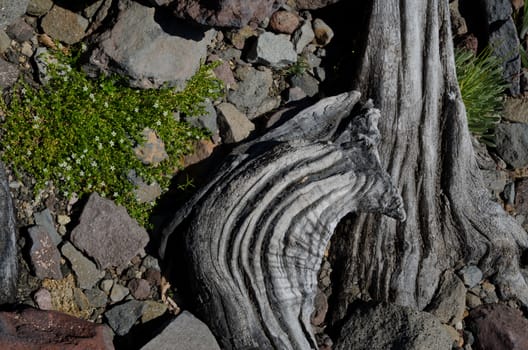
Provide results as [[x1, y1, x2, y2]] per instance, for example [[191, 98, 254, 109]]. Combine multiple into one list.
[[0, 161, 17, 304], [160, 92, 406, 349], [329, 0, 528, 325]]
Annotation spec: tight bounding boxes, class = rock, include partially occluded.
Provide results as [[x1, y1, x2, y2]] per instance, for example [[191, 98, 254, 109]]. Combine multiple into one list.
[[105, 300, 145, 336], [212, 60, 236, 88], [334, 302, 453, 350], [290, 72, 319, 97], [0, 0, 29, 30], [247, 32, 297, 68], [311, 288, 328, 326], [294, 0, 340, 9], [0, 308, 114, 349], [489, 19, 521, 95], [0, 58, 19, 89], [0, 30, 10, 53], [503, 97, 528, 123], [27, 0, 53, 17], [141, 300, 168, 323], [228, 66, 276, 118], [269, 10, 300, 34], [70, 192, 150, 269], [459, 265, 483, 288], [228, 26, 257, 50], [287, 86, 307, 102], [171, 0, 278, 27], [482, 0, 512, 23], [128, 278, 151, 300], [134, 128, 169, 166], [0, 162, 17, 304], [61, 243, 104, 289], [143, 268, 162, 287], [468, 303, 528, 350], [20, 41, 33, 57], [109, 283, 129, 303], [466, 292, 483, 308], [186, 99, 219, 135], [141, 255, 161, 271], [481, 280, 499, 304], [313, 18, 334, 46], [84, 288, 107, 308], [41, 5, 89, 45], [140, 311, 221, 350], [73, 288, 91, 312], [6, 18, 34, 42], [495, 123, 528, 168], [292, 20, 315, 53], [149, 0, 171, 6], [134, 181, 162, 204], [216, 102, 255, 143], [425, 270, 466, 326], [34, 288, 53, 310], [100, 279, 114, 294], [28, 226, 62, 280], [89, 1, 215, 88], [515, 179, 528, 217], [183, 139, 217, 167]]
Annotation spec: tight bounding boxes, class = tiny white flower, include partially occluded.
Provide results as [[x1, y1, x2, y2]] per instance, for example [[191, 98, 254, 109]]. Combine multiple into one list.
[[87, 183, 92, 189], [113, 192, 119, 197], [126, 117, 131, 122], [64, 191, 69, 197], [59, 161, 67, 168], [33, 115, 40, 121], [100, 181, 106, 187], [95, 136, 99, 141], [80, 154, 85, 159], [163, 111, 168, 117], [134, 107, 139, 113], [111, 131, 117, 137], [155, 120, 161, 126], [153, 102, 159, 108], [110, 165, 115, 171], [21, 88, 26, 94], [79, 171, 85, 176], [89, 93, 95, 100], [76, 159, 81, 164], [91, 161, 97, 167], [66, 165, 72, 171], [71, 153, 76, 159], [32, 124, 39, 129], [83, 149, 88, 154], [43, 168, 48, 173], [5, 145, 10, 150], [104, 102, 109, 108], [66, 175, 71, 181], [63, 76, 68, 82], [119, 138, 124, 144], [82, 86, 88, 92], [98, 143, 103, 150], [109, 141, 114, 147]]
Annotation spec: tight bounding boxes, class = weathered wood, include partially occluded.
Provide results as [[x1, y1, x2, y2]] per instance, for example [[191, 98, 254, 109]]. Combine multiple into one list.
[[0, 161, 17, 304], [160, 92, 405, 349]]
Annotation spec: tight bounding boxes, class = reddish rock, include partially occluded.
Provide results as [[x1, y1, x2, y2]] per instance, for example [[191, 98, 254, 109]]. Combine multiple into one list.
[[213, 60, 236, 88], [515, 179, 528, 215], [128, 278, 151, 300], [0, 308, 114, 349], [28, 225, 63, 280], [183, 139, 217, 167], [468, 303, 528, 350], [144, 268, 162, 287], [269, 10, 300, 34], [311, 288, 328, 326]]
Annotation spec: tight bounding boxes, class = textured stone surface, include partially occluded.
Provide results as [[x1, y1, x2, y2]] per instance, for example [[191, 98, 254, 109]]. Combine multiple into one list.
[[34, 288, 53, 310], [28, 226, 62, 280], [269, 10, 300, 34], [0, 0, 29, 30], [294, 0, 340, 9], [140, 311, 221, 350], [216, 102, 255, 143], [186, 99, 218, 135], [0, 58, 19, 89], [110, 283, 129, 303], [141, 301, 168, 323], [128, 278, 151, 300], [105, 300, 145, 336], [313, 18, 334, 46], [61, 243, 104, 289], [6, 18, 34, 42], [134, 128, 168, 166], [489, 19, 520, 95], [89, 1, 215, 88], [247, 32, 297, 68], [0, 161, 17, 304], [468, 303, 528, 350], [425, 270, 466, 325], [291, 72, 319, 97], [27, 0, 53, 17], [34, 209, 61, 246], [0, 308, 114, 349], [84, 288, 107, 308], [70, 192, 149, 269], [459, 265, 483, 288], [41, 5, 89, 44], [228, 66, 275, 118], [335, 302, 453, 350], [293, 20, 315, 53], [503, 97, 528, 123], [171, 0, 280, 28], [495, 123, 528, 168]]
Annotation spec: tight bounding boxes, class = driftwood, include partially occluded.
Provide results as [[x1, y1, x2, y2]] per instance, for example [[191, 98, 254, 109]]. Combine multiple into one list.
[[0, 161, 17, 304], [159, 91, 406, 349]]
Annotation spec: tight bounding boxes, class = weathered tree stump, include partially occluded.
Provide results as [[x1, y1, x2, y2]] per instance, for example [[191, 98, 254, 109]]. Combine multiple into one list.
[[159, 91, 406, 349], [0, 161, 17, 304]]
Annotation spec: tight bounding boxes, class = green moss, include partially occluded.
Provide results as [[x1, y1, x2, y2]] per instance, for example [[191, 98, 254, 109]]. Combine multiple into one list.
[[0, 49, 223, 226]]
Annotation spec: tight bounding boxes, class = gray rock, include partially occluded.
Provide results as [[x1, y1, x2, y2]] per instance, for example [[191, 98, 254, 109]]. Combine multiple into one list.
[[41, 5, 89, 45], [334, 302, 453, 350], [85, 288, 108, 308], [88, 1, 215, 88], [293, 20, 315, 53], [247, 32, 297, 68], [228, 66, 275, 118], [186, 99, 219, 135], [141, 255, 161, 271], [33, 287, 53, 310], [503, 97, 528, 124], [313, 18, 334, 46], [0, 161, 17, 304], [134, 181, 162, 204], [0, 58, 18, 89], [70, 193, 149, 269], [148, 0, 171, 6], [489, 19, 521, 95], [110, 283, 129, 303], [28, 226, 62, 280], [27, 0, 53, 17], [459, 265, 483, 288], [290, 72, 319, 97], [0, 30, 10, 53], [100, 279, 114, 294], [482, 0, 512, 23], [495, 123, 528, 168], [466, 292, 483, 308], [141, 300, 168, 323], [287, 86, 307, 102], [140, 311, 221, 350], [425, 270, 466, 326], [33, 209, 61, 246], [105, 300, 145, 336], [216, 102, 255, 143], [6, 18, 34, 42], [128, 278, 151, 300], [61, 243, 104, 289], [0, 0, 29, 30]]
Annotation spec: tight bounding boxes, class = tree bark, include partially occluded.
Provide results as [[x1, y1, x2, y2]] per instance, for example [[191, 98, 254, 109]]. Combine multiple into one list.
[[0, 161, 17, 304], [329, 0, 528, 326]]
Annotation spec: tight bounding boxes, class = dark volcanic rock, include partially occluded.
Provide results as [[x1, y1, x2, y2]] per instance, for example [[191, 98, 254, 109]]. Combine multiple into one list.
[[495, 123, 528, 168], [0, 161, 17, 304], [0, 308, 114, 349], [0, 58, 19, 89], [468, 303, 528, 350], [105, 300, 145, 336]]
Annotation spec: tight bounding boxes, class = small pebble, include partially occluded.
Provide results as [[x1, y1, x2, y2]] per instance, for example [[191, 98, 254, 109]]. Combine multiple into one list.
[[57, 214, 71, 225], [34, 288, 53, 310], [100, 279, 114, 294], [110, 283, 129, 303]]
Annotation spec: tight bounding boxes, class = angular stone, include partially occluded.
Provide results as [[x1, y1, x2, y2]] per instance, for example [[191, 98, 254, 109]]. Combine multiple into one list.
[[247, 32, 297, 68], [495, 123, 528, 168], [41, 5, 89, 45], [468, 303, 528, 350], [334, 302, 453, 350], [6, 18, 34, 42], [503, 97, 528, 123], [313, 18, 334, 46], [489, 19, 520, 95], [0, 308, 114, 349], [228, 66, 275, 118], [186, 99, 219, 135], [70, 193, 149, 269], [216, 102, 255, 143], [73, 288, 91, 312], [105, 300, 145, 336], [290, 72, 319, 97], [34, 209, 61, 245], [293, 20, 315, 53], [134, 128, 168, 166], [212, 60, 236, 88], [269, 10, 300, 34], [89, 1, 215, 88], [34, 287, 53, 310], [61, 243, 104, 289], [0, 162, 17, 304], [0, 58, 19, 89], [459, 265, 483, 288], [84, 288, 108, 308], [128, 278, 151, 300], [27, 0, 54, 17], [294, 0, 340, 9], [425, 270, 466, 326], [141, 300, 168, 323], [183, 139, 216, 167], [110, 283, 129, 303], [28, 226, 62, 280], [134, 181, 162, 204], [0, 30, 10, 53], [140, 311, 221, 350], [515, 179, 528, 218], [0, 0, 29, 30]]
